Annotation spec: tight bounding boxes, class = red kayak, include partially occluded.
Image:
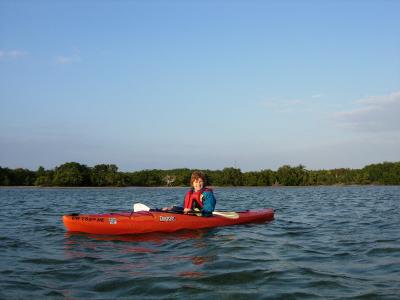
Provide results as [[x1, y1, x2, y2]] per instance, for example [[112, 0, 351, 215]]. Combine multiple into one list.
[[62, 209, 274, 235]]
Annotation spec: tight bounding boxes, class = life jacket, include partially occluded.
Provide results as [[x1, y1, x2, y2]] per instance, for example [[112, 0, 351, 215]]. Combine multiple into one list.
[[183, 188, 212, 210]]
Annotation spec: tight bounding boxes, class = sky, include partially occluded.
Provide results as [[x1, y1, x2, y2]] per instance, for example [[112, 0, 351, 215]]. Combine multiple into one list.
[[1, 0, 399, 172]]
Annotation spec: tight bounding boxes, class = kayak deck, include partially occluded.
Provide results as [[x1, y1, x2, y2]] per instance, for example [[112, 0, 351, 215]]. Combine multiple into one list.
[[63, 209, 274, 235]]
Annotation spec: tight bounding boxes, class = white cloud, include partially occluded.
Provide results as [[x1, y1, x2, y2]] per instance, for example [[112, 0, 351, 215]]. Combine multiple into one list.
[[259, 98, 305, 112], [0, 49, 28, 60], [55, 55, 81, 64], [334, 91, 400, 132], [260, 93, 328, 113], [312, 94, 324, 99], [9, 50, 27, 58]]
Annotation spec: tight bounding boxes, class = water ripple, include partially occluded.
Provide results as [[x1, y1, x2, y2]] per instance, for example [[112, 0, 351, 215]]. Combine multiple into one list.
[[0, 186, 399, 299]]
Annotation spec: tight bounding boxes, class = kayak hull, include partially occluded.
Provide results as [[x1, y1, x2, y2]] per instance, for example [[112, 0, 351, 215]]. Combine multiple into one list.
[[62, 209, 274, 235]]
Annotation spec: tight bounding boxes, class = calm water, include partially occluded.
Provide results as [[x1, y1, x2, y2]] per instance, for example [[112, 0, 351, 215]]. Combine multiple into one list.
[[0, 186, 399, 299]]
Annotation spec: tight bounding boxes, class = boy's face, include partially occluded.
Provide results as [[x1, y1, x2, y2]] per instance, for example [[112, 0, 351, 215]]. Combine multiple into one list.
[[192, 178, 204, 192]]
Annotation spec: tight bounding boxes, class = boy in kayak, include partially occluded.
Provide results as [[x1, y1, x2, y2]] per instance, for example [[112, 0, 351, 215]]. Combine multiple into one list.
[[163, 171, 216, 216]]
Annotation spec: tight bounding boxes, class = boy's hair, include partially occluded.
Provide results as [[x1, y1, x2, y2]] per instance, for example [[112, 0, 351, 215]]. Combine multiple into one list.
[[190, 171, 206, 186]]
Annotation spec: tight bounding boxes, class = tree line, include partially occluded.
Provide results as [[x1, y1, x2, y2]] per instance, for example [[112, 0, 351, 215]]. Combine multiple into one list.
[[0, 161, 400, 187]]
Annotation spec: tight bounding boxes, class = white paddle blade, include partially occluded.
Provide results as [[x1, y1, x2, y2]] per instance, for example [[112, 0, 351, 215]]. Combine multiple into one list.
[[212, 211, 239, 219], [133, 203, 151, 212]]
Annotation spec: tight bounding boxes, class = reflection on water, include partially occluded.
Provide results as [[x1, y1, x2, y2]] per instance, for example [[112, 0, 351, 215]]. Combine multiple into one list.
[[63, 229, 217, 280], [65, 229, 208, 244]]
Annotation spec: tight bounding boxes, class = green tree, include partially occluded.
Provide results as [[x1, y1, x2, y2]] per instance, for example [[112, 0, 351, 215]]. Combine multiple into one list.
[[91, 164, 119, 186], [173, 169, 192, 186], [219, 168, 243, 186], [276, 165, 307, 186], [53, 162, 91, 186], [0, 167, 11, 186], [127, 170, 162, 186], [0, 167, 36, 186], [243, 171, 259, 186], [34, 166, 53, 186], [364, 161, 400, 185]]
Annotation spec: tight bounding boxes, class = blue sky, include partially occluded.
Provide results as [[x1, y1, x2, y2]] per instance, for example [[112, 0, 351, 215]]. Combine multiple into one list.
[[1, 0, 399, 171]]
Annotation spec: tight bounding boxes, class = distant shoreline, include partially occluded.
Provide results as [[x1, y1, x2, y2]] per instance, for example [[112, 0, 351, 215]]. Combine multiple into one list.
[[2, 161, 400, 186], [1, 184, 396, 189]]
